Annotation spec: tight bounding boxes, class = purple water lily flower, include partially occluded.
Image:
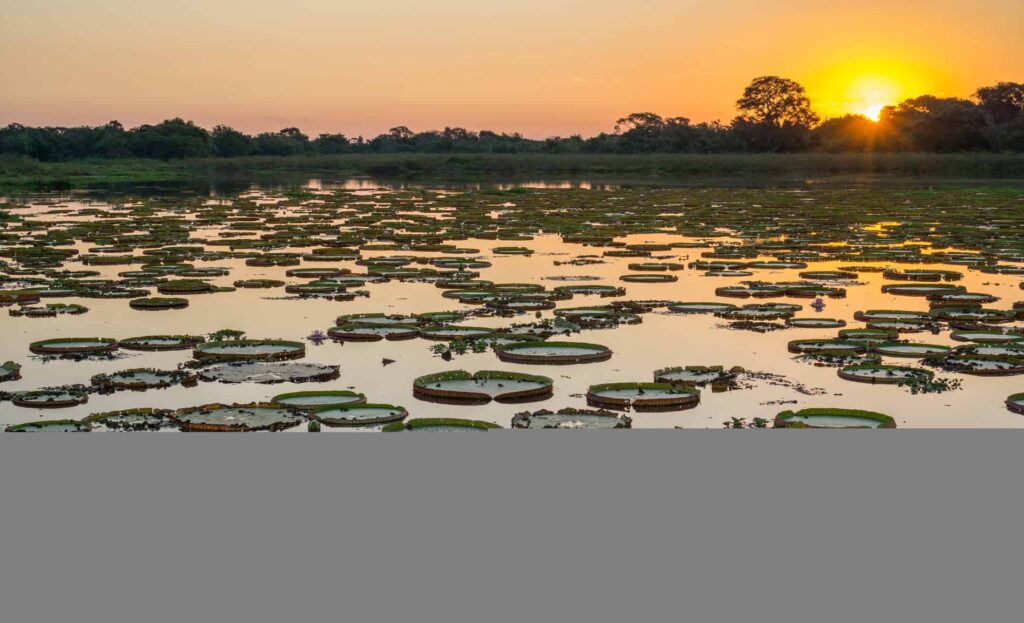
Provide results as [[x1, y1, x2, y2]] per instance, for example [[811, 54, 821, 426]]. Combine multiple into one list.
[[307, 330, 328, 345]]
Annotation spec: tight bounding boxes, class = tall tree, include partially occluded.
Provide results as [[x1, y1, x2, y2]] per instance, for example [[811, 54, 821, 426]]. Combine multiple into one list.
[[733, 76, 819, 151], [735, 76, 819, 129]]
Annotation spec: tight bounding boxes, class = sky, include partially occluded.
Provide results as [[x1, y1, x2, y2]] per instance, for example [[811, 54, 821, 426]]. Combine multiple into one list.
[[1, 0, 1021, 138]]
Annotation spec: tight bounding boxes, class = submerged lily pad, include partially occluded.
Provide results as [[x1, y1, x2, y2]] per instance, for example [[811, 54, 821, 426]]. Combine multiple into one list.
[[197, 361, 340, 384], [511, 408, 632, 429], [91, 368, 195, 391], [85, 408, 177, 431], [175, 403, 305, 432], [193, 339, 306, 362]]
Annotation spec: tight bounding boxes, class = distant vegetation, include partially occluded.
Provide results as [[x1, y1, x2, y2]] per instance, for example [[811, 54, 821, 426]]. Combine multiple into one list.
[[2, 78, 1023, 163]]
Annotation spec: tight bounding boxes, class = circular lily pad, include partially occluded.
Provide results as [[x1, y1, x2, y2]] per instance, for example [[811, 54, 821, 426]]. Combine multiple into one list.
[[788, 339, 866, 355], [419, 325, 496, 341], [495, 341, 611, 365], [620, 274, 678, 283], [328, 324, 419, 341], [234, 279, 285, 289], [193, 339, 305, 361], [85, 408, 177, 431], [197, 362, 341, 384], [272, 390, 366, 409], [1006, 393, 1024, 415], [157, 279, 230, 295], [29, 337, 118, 356], [668, 302, 738, 314], [382, 418, 502, 432], [175, 403, 305, 432], [950, 331, 1022, 344], [774, 408, 896, 429], [654, 365, 737, 387], [787, 318, 847, 329], [838, 364, 934, 384], [119, 335, 205, 351], [6, 419, 91, 432], [413, 370, 554, 404], [12, 388, 89, 408], [871, 343, 951, 358], [312, 404, 409, 427], [927, 355, 1024, 376], [129, 297, 189, 311], [511, 408, 632, 429], [882, 283, 965, 297], [91, 368, 194, 391], [586, 383, 700, 412], [9, 303, 88, 318]]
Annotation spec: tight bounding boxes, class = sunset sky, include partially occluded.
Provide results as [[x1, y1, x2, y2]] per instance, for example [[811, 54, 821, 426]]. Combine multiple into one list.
[[2, 0, 1021, 137]]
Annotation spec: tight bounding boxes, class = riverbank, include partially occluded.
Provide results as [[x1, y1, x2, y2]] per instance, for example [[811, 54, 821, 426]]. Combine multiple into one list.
[[4, 152, 1024, 191]]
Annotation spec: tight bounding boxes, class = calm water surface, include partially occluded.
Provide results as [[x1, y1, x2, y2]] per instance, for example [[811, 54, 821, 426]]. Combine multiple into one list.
[[3, 180, 1024, 429]]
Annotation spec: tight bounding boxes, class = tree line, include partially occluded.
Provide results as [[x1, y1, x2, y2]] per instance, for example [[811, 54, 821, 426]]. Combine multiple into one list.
[[2, 77, 1022, 161]]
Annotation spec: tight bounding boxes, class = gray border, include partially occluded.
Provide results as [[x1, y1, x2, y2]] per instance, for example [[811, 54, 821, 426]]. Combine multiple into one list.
[[1, 431, 1021, 623]]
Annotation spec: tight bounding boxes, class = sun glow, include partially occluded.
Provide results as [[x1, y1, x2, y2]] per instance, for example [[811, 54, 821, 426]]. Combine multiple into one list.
[[845, 75, 902, 121], [807, 59, 940, 124], [862, 102, 887, 121]]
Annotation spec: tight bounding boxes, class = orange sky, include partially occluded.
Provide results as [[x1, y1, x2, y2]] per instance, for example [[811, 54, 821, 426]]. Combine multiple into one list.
[[1, 1, 1021, 137]]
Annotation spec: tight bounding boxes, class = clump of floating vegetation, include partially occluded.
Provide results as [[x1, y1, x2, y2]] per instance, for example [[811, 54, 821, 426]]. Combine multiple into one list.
[[0, 361, 22, 382]]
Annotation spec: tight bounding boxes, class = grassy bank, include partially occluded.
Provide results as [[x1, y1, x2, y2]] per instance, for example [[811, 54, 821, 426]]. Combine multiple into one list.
[[4, 152, 1024, 191]]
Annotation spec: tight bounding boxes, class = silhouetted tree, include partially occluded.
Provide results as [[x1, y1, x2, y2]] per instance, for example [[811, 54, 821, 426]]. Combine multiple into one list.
[[128, 118, 210, 160], [211, 125, 255, 157], [255, 128, 310, 156], [734, 76, 819, 151], [312, 133, 350, 154], [879, 96, 987, 152], [812, 115, 880, 152]]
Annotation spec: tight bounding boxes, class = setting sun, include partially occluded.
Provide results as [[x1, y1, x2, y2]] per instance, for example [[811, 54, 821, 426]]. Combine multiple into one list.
[[862, 102, 887, 121]]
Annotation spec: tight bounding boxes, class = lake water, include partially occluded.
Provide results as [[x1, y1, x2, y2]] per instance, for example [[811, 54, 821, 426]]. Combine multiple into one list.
[[3, 179, 1024, 429]]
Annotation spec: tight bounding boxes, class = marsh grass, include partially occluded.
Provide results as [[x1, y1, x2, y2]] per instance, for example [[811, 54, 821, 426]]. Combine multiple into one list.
[[4, 152, 1024, 191]]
